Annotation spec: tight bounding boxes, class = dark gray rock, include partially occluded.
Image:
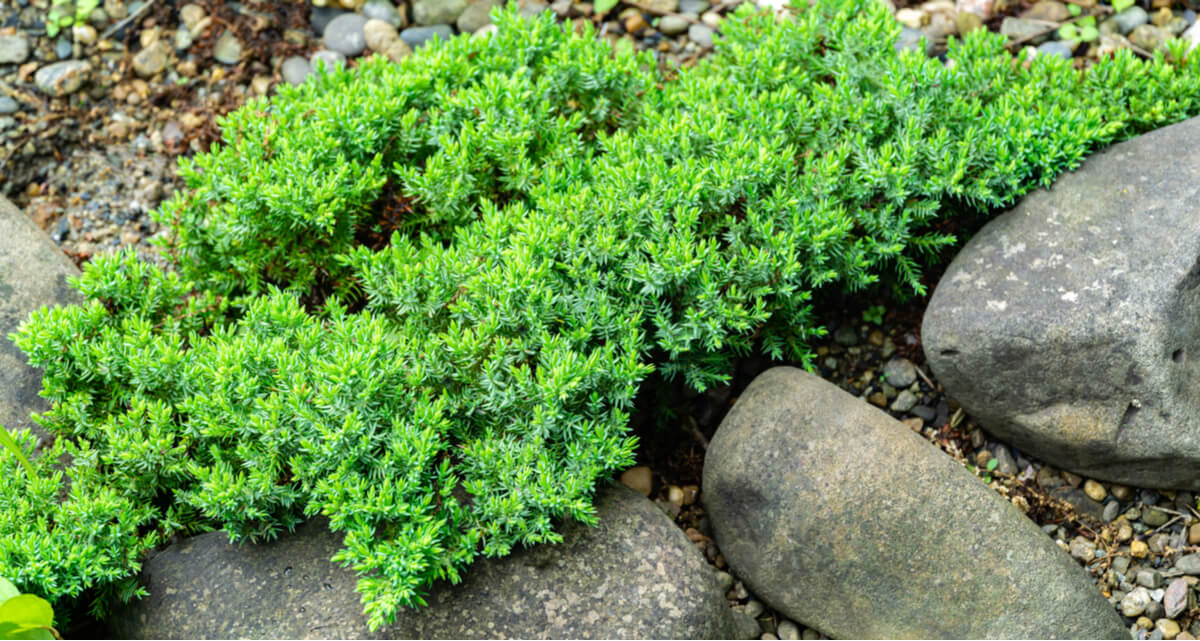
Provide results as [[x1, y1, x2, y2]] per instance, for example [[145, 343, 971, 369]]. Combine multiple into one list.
[[923, 116, 1200, 490], [311, 6, 349, 36], [1050, 486, 1106, 522], [0, 196, 81, 445], [115, 484, 741, 639], [702, 367, 1126, 639], [324, 13, 368, 57], [400, 24, 455, 48]]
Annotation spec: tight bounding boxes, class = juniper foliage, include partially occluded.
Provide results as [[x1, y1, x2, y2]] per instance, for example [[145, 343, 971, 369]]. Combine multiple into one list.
[[10, 0, 1200, 630]]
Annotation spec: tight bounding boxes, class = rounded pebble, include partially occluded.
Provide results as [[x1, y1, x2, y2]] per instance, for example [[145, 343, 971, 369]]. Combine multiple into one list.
[[324, 13, 369, 56], [281, 56, 312, 85], [34, 60, 91, 96]]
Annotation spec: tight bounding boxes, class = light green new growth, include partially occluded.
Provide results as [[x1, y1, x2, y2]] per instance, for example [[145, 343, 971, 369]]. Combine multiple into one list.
[[9, 0, 1200, 630]]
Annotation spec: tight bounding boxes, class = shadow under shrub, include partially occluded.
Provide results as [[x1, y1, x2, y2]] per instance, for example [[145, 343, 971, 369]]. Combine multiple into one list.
[[8, 0, 1200, 630]]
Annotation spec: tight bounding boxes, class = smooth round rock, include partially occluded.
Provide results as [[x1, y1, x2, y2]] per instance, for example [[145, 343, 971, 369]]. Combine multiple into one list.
[[882, 357, 917, 388], [363, 18, 400, 53], [280, 56, 312, 85], [311, 6, 349, 36], [923, 116, 1200, 490], [0, 97, 17, 115], [703, 367, 1127, 639], [324, 13, 369, 56], [34, 60, 90, 96], [0, 196, 82, 445], [114, 485, 743, 639], [688, 23, 714, 47]]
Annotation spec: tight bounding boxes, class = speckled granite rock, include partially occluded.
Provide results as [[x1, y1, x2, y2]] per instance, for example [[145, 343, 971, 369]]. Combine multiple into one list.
[[115, 484, 742, 639], [703, 367, 1126, 639], [923, 115, 1200, 490], [0, 196, 80, 444]]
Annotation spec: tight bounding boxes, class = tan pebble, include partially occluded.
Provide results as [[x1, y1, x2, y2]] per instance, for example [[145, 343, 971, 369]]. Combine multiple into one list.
[[251, 75, 272, 96], [189, 16, 212, 39], [701, 10, 722, 27], [896, 7, 929, 28], [1157, 619, 1181, 640], [1061, 470, 1083, 487], [1112, 484, 1133, 500], [902, 417, 923, 432], [363, 18, 400, 53], [211, 66, 225, 82], [1084, 479, 1107, 502], [1178, 632, 1196, 640], [867, 329, 885, 347], [867, 392, 887, 407], [624, 12, 648, 32], [180, 4, 207, 31], [1188, 523, 1200, 545], [73, 24, 98, 46], [383, 40, 413, 63], [957, 11, 984, 33], [620, 466, 652, 496], [680, 484, 699, 506], [180, 112, 205, 131], [1131, 539, 1150, 558], [1138, 617, 1154, 630], [1153, 6, 1173, 27], [1011, 495, 1030, 513], [975, 450, 992, 468], [667, 485, 684, 508], [139, 26, 161, 49]]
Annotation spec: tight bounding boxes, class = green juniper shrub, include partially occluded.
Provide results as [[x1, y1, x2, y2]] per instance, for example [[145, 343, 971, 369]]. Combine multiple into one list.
[[11, 0, 1200, 630]]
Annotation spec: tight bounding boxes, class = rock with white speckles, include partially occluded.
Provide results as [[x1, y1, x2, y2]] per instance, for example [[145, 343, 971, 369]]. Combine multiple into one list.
[[924, 115, 1200, 490], [114, 484, 744, 639], [703, 367, 1126, 639]]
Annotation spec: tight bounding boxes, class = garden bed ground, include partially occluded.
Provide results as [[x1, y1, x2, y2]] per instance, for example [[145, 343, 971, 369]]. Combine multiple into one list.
[[5, 0, 1200, 638]]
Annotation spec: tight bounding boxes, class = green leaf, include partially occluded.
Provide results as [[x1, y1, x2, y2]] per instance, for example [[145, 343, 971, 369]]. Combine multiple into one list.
[[0, 623, 55, 640], [1067, 3, 1082, 16], [0, 595, 54, 630], [594, 0, 619, 14], [0, 425, 37, 480], [1112, 0, 1134, 13], [1080, 25, 1099, 41], [0, 579, 20, 606], [986, 458, 998, 472], [1058, 24, 1079, 40]]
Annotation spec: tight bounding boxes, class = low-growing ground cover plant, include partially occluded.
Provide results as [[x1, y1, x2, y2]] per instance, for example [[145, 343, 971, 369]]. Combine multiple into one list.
[[8, 0, 1200, 630]]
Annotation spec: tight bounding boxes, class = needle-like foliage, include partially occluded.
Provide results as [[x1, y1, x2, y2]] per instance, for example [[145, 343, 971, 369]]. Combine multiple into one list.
[[9, 0, 1200, 630]]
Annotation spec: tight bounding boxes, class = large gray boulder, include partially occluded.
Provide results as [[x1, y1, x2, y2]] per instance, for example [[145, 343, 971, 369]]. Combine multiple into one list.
[[703, 367, 1126, 639], [0, 196, 80, 443], [923, 115, 1200, 489], [115, 484, 744, 639]]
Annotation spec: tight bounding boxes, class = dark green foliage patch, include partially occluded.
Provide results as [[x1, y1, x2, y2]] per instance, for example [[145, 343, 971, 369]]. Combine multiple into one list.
[[9, 0, 1200, 629]]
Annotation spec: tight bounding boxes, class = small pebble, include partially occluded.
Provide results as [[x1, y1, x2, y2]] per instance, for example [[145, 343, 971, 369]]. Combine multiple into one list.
[[777, 621, 801, 640], [400, 24, 455, 48], [213, 30, 243, 65], [1104, 500, 1121, 522], [311, 49, 346, 73], [619, 466, 652, 496], [1132, 539, 1150, 558], [688, 23, 714, 47], [1157, 619, 1182, 641], [281, 56, 312, 85], [1123, 587, 1152, 617]]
